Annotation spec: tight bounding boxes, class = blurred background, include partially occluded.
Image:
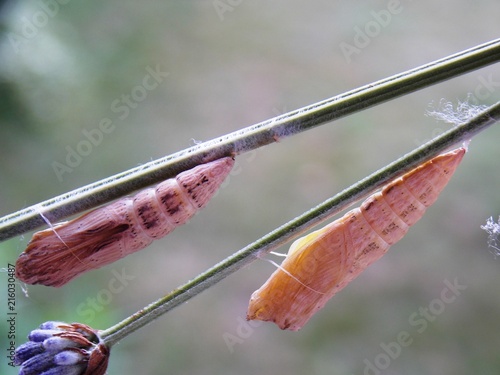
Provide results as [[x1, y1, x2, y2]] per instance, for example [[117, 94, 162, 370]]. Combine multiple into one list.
[[0, 1, 499, 374]]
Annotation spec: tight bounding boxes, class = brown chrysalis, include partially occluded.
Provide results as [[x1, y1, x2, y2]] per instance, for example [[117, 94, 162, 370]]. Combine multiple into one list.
[[16, 157, 234, 287]]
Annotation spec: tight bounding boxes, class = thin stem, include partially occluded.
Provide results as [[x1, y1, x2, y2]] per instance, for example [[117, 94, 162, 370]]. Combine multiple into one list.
[[1, 38, 499, 242], [100, 100, 500, 347]]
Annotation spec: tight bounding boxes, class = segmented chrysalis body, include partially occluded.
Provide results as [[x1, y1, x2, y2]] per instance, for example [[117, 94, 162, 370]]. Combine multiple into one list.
[[247, 148, 465, 331], [16, 157, 234, 287]]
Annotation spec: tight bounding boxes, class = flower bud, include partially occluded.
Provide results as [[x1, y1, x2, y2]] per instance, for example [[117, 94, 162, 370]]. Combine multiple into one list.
[[15, 321, 110, 375]]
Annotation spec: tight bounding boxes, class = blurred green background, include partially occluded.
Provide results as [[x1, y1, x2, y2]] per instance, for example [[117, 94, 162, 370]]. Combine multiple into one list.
[[0, 1, 499, 374]]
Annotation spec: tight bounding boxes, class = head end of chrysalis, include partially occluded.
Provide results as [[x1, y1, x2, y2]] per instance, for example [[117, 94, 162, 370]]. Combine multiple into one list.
[[246, 294, 266, 321], [246, 296, 302, 331], [246, 291, 282, 328], [246, 268, 310, 331]]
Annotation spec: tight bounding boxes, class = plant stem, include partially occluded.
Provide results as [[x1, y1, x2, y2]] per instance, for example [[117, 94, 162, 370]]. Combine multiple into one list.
[[100, 100, 500, 347], [1, 38, 499, 242]]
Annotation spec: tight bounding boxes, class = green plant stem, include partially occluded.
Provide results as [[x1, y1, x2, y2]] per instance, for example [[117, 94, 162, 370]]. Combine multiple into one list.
[[100, 100, 500, 347], [1, 38, 499, 242]]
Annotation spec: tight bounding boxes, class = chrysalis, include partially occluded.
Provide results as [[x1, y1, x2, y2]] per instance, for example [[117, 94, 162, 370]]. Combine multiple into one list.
[[16, 157, 234, 287], [247, 148, 465, 331]]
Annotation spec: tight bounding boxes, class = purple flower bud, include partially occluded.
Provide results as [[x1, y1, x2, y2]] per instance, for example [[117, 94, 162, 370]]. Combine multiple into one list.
[[14, 342, 44, 366], [15, 321, 110, 375], [54, 350, 85, 366], [28, 330, 62, 343], [18, 352, 54, 375], [38, 322, 66, 330], [43, 337, 79, 353]]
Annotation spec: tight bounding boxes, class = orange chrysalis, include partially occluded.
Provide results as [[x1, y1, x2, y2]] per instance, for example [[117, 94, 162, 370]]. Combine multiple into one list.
[[16, 157, 234, 287], [247, 148, 465, 330]]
